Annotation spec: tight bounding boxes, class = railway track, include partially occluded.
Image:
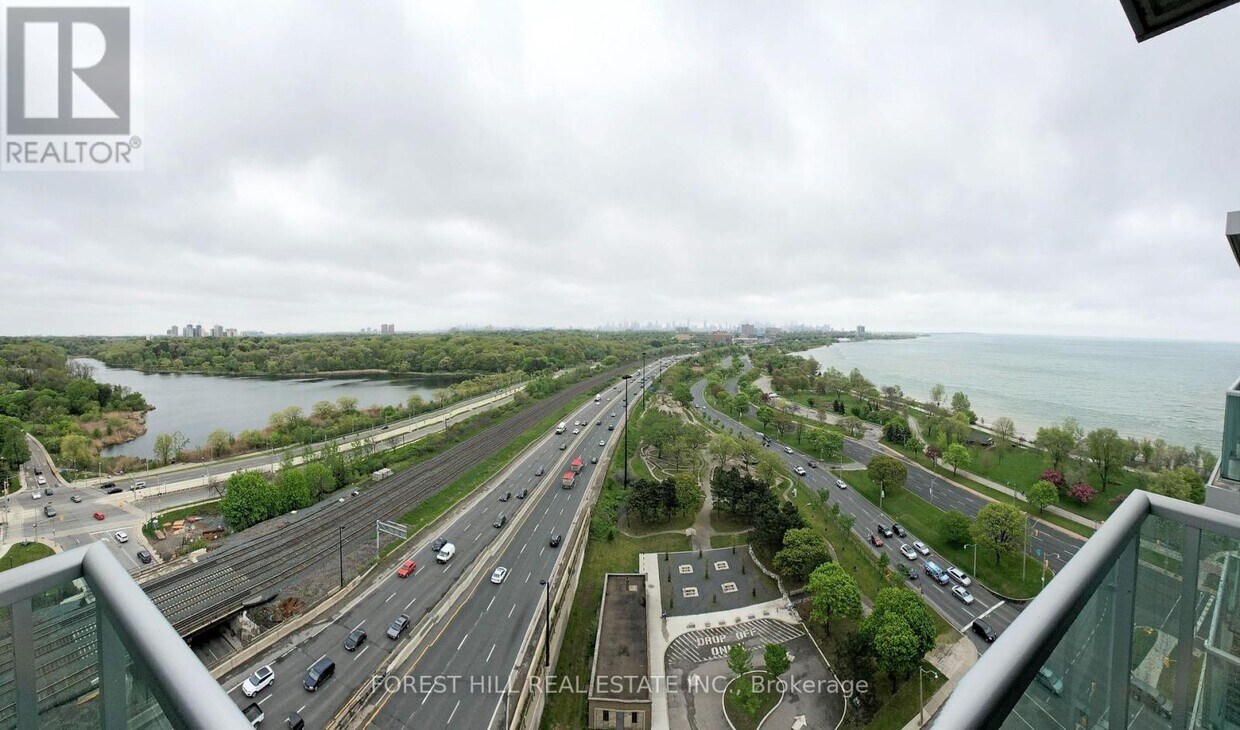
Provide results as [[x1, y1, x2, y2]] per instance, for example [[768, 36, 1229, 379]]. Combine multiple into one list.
[[141, 366, 625, 636]]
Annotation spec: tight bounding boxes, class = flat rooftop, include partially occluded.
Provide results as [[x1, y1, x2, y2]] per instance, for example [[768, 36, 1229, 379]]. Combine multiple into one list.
[[589, 573, 650, 702]]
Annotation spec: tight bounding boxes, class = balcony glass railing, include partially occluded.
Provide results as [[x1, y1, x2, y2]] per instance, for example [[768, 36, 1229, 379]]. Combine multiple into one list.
[[0, 542, 248, 729], [936, 490, 1240, 729]]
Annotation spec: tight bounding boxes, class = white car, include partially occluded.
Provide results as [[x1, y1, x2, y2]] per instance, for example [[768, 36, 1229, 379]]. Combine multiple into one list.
[[951, 585, 975, 605], [947, 567, 972, 586], [784, 446, 794, 454], [572, 428, 580, 434], [793, 466, 807, 476], [490, 567, 509, 584], [241, 665, 274, 697], [31, 491, 42, 500], [36, 476, 47, 486], [899, 544, 918, 560], [598, 440, 605, 447], [114, 532, 129, 543], [834, 479, 848, 490], [912, 541, 930, 556]]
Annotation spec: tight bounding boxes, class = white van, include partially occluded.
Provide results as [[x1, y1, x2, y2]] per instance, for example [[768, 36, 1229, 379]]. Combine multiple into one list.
[[436, 543, 456, 564]]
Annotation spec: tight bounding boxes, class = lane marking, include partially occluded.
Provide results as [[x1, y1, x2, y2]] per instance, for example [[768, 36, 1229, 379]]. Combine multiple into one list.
[[385, 591, 397, 603], [486, 644, 496, 663], [508, 603, 516, 619], [447, 700, 461, 724], [354, 645, 370, 661], [405, 596, 417, 610], [457, 634, 468, 651], [486, 596, 496, 612], [351, 619, 366, 631]]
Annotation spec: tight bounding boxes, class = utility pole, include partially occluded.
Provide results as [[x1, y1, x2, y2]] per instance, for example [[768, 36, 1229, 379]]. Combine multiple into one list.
[[338, 525, 344, 588], [622, 375, 631, 487], [539, 579, 552, 667]]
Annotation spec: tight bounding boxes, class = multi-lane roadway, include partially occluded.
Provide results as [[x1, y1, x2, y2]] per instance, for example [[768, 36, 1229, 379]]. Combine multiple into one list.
[[221, 361, 671, 729]]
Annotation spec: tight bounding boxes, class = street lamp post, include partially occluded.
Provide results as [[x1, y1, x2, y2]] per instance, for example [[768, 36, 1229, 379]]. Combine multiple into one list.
[[338, 526, 344, 588], [919, 667, 939, 726], [963, 543, 978, 577], [1042, 552, 1061, 586], [622, 375, 631, 487], [538, 578, 552, 667]]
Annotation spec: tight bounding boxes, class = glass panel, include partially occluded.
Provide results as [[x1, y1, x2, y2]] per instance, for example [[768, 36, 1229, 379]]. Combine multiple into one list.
[[1000, 551, 1123, 730], [0, 591, 14, 727], [1196, 531, 1240, 729], [32, 579, 99, 727], [1126, 514, 1182, 729], [127, 659, 174, 729]]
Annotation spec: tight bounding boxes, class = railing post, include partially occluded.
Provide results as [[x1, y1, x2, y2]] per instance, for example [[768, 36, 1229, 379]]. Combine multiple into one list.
[[12, 598, 37, 730], [1172, 525, 1201, 729], [97, 599, 128, 729], [1108, 533, 1139, 728]]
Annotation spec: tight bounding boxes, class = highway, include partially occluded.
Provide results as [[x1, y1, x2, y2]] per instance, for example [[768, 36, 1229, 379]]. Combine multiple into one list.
[[219, 361, 670, 729], [691, 379, 1028, 651]]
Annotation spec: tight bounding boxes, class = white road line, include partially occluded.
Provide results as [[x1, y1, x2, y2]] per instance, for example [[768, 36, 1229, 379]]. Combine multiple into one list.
[[533, 522, 540, 532], [544, 506, 550, 514], [385, 591, 397, 603], [457, 634, 468, 651], [296, 705, 305, 714], [971, 600, 1005, 623], [474, 533, 481, 541], [405, 596, 417, 610], [540, 547, 546, 557], [525, 572, 531, 583], [308, 654, 327, 671], [486, 644, 496, 663], [520, 544, 526, 555], [559, 507, 564, 515], [354, 645, 370, 661], [351, 619, 366, 631], [447, 700, 461, 724], [508, 603, 517, 619], [258, 695, 272, 705]]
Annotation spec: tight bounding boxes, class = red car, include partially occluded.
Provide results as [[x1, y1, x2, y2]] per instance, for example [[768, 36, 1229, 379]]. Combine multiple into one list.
[[93, 511, 105, 521], [869, 533, 884, 547], [396, 560, 416, 578]]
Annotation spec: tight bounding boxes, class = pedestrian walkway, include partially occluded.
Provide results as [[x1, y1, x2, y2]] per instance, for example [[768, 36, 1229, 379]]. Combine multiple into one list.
[[900, 636, 979, 730]]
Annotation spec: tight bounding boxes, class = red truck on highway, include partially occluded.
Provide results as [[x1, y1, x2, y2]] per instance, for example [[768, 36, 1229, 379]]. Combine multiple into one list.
[[570, 457, 584, 473], [561, 471, 576, 489]]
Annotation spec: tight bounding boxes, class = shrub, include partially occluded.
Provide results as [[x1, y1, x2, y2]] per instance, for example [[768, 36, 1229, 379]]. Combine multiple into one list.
[[1067, 482, 1097, 505]]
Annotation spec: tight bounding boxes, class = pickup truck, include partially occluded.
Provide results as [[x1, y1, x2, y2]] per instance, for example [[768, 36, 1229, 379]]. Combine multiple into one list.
[[243, 702, 264, 726]]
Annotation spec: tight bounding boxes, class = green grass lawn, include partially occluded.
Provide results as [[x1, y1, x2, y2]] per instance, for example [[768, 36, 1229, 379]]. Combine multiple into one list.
[[710, 531, 751, 549], [540, 526, 690, 729], [1132, 626, 1158, 671], [724, 673, 782, 730], [703, 390, 852, 464], [834, 469, 1048, 599], [0, 542, 55, 571]]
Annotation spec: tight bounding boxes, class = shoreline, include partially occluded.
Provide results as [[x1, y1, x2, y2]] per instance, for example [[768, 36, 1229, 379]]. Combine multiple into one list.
[[71, 357, 480, 380]]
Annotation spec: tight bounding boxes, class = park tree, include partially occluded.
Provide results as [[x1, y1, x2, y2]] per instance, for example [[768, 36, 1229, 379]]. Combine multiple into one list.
[[153, 433, 175, 465], [0, 420, 31, 471], [773, 528, 832, 584], [807, 562, 862, 636], [924, 444, 942, 465], [940, 510, 973, 547], [1067, 482, 1097, 505], [709, 434, 739, 467], [1035, 419, 1083, 471], [1148, 466, 1206, 504], [848, 368, 872, 393], [311, 400, 337, 421], [873, 619, 923, 691], [1039, 469, 1066, 491], [764, 644, 791, 677], [275, 467, 313, 513], [992, 416, 1017, 453], [882, 417, 912, 445], [302, 461, 337, 499], [867, 455, 908, 496], [950, 391, 972, 418], [220, 472, 277, 530], [1083, 427, 1132, 492], [754, 452, 784, 486], [734, 392, 751, 419], [727, 644, 752, 676], [59, 434, 92, 468], [929, 384, 945, 408], [942, 413, 972, 445], [972, 502, 1024, 565], [943, 443, 971, 476], [206, 429, 234, 459], [756, 406, 775, 430], [1026, 479, 1059, 514], [839, 416, 865, 438], [861, 588, 936, 690]]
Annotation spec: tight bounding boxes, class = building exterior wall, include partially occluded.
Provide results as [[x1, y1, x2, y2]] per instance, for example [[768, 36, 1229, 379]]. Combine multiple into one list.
[[588, 700, 651, 730]]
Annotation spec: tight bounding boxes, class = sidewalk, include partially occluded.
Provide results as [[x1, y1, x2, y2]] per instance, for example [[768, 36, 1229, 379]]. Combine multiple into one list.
[[900, 636, 979, 730]]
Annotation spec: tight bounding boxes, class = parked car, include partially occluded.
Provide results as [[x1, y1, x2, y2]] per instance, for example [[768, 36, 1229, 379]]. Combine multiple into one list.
[[899, 544, 918, 560], [396, 560, 417, 578], [516, 488, 528, 499], [892, 524, 907, 538], [869, 533, 884, 547], [386, 614, 411, 640], [114, 531, 129, 543], [947, 567, 972, 586], [912, 541, 930, 556], [430, 537, 448, 552], [951, 585, 975, 605], [549, 534, 562, 548], [100, 481, 114, 489], [490, 566, 509, 584], [1035, 666, 1064, 695], [241, 665, 274, 697], [303, 656, 334, 691], [972, 619, 998, 643], [344, 628, 367, 652], [834, 479, 848, 490], [137, 550, 153, 564]]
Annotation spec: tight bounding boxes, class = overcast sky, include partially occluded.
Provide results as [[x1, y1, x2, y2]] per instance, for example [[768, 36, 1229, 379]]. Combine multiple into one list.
[[3, 1, 1239, 340]]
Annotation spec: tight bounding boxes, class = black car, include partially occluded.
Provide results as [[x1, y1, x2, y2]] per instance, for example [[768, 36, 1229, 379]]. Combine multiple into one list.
[[430, 537, 447, 552], [386, 614, 410, 640], [44, 488, 53, 496], [137, 550, 153, 564], [607, 424, 615, 431], [878, 523, 895, 538], [344, 628, 367, 651], [549, 534, 562, 548], [535, 466, 544, 476], [516, 488, 528, 499], [101, 481, 114, 489], [807, 461, 817, 468], [892, 523, 907, 538], [106, 487, 123, 494], [972, 619, 998, 643], [33, 468, 42, 476], [499, 492, 511, 502]]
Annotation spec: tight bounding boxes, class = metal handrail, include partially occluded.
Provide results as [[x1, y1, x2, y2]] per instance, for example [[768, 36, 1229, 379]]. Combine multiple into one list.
[[935, 490, 1240, 729], [0, 543, 248, 729]]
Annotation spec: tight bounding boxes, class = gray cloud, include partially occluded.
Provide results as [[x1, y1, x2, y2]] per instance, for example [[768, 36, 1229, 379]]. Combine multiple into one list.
[[2, 0, 1238, 339]]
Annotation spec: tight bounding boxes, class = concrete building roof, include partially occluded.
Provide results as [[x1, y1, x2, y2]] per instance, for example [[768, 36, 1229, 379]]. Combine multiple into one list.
[[589, 573, 650, 702]]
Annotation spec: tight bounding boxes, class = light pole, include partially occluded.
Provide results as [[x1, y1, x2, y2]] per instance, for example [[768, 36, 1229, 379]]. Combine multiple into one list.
[[622, 375, 631, 487], [338, 526, 344, 588], [963, 543, 978, 577], [538, 578, 552, 667], [1042, 552, 1061, 586], [1022, 515, 1031, 581], [919, 667, 939, 726]]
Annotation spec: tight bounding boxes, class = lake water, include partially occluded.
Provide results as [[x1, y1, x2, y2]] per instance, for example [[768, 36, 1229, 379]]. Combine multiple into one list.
[[79, 359, 463, 458], [798, 334, 1240, 452]]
